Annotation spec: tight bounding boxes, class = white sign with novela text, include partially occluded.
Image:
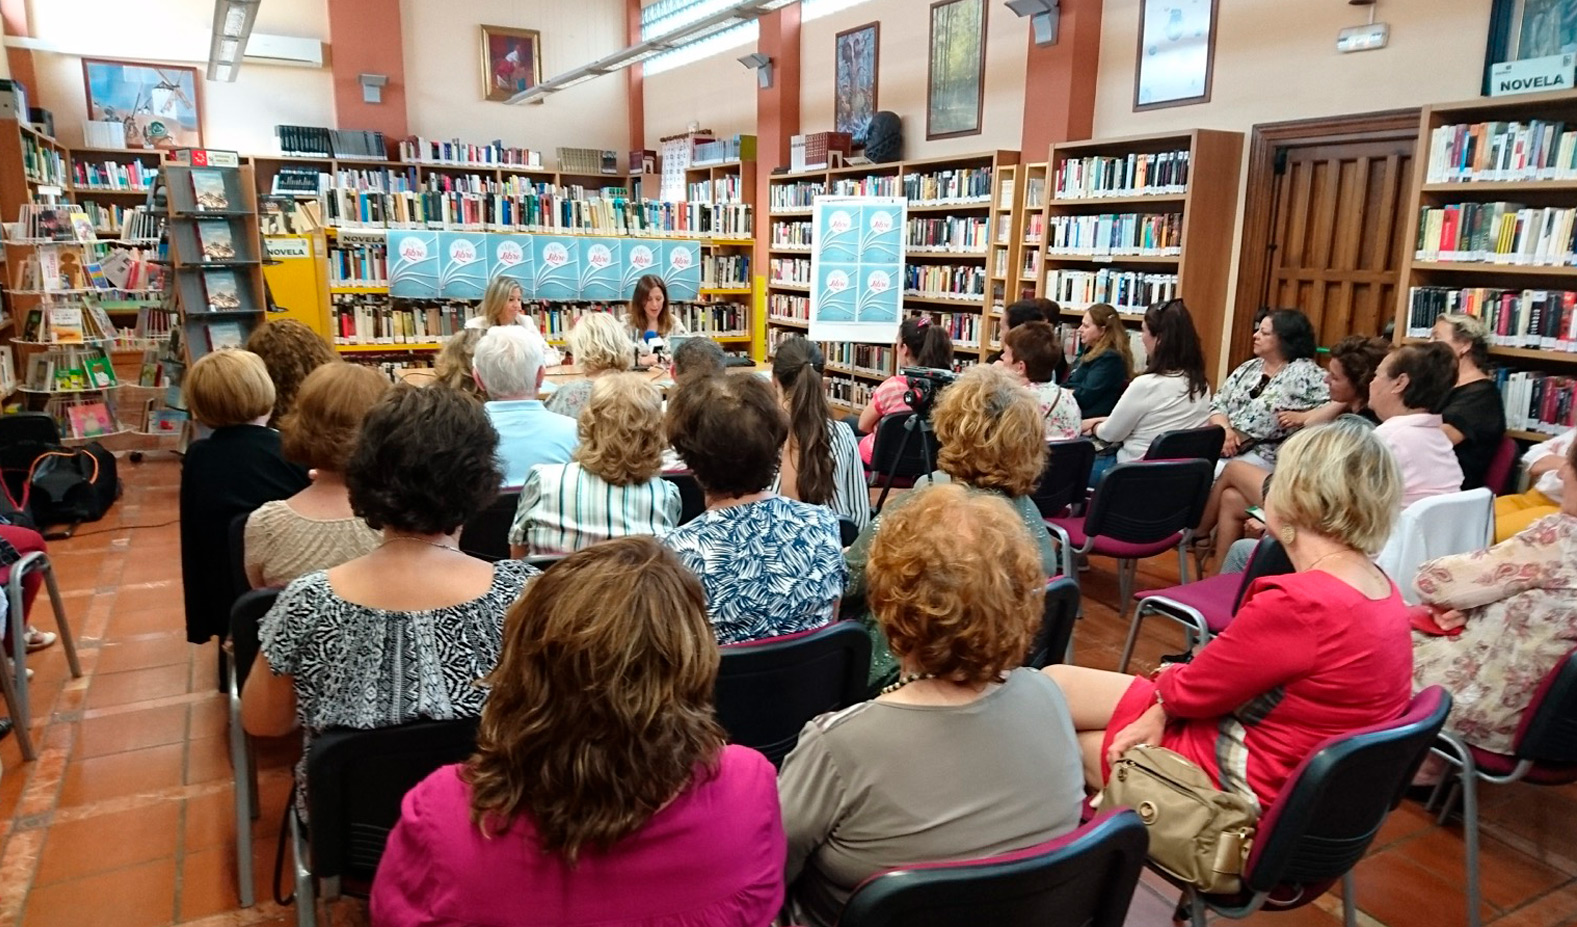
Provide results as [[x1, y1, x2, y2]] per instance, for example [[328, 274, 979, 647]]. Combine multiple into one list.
[[1490, 54, 1576, 97]]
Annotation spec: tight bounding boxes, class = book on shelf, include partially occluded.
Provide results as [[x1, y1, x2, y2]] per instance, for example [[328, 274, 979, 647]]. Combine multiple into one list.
[[1426, 120, 1577, 184], [66, 402, 113, 438], [1045, 213, 1183, 256], [1405, 285, 1577, 349], [149, 408, 188, 434], [1054, 150, 1189, 199], [189, 169, 231, 211], [202, 270, 242, 311], [901, 167, 993, 204], [73, 157, 158, 191], [84, 355, 116, 388], [47, 306, 85, 344], [1498, 368, 1577, 435], [195, 221, 237, 261], [1414, 202, 1577, 266], [398, 136, 541, 169], [1046, 269, 1179, 315], [205, 321, 246, 352]]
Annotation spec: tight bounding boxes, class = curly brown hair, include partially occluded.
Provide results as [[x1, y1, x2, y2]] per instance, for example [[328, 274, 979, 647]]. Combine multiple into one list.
[[433, 329, 487, 400], [244, 319, 339, 426], [574, 374, 666, 486], [464, 536, 725, 861], [868, 483, 1043, 683], [279, 363, 392, 472], [931, 364, 1047, 497]]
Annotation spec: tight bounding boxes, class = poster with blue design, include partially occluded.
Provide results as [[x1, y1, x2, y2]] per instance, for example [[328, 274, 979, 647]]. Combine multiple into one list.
[[533, 236, 581, 301], [580, 238, 623, 301], [488, 233, 535, 296], [660, 240, 703, 301], [438, 231, 488, 299], [388, 230, 439, 299], [809, 196, 905, 343], [621, 241, 661, 294]]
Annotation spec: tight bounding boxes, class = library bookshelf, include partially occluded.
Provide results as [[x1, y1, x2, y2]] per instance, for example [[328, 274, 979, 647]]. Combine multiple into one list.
[[986, 160, 1045, 354], [1396, 88, 1577, 444], [1036, 129, 1242, 382]]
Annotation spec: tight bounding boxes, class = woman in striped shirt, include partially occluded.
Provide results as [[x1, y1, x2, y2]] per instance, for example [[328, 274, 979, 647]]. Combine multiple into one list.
[[772, 336, 871, 531], [508, 373, 681, 558]]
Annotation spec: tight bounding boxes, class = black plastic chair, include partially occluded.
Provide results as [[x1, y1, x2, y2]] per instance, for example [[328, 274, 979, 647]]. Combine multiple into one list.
[[525, 553, 569, 571], [458, 491, 520, 562], [839, 809, 1150, 927], [663, 472, 707, 525], [838, 516, 860, 548], [228, 513, 252, 597], [1145, 425, 1227, 462], [293, 717, 482, 922], [1026, 576, 1080, 670], [715, 621, 871, 768], [1030, 439, 1096, 519], [866, 413, 942, 513], [227, 587, 280, 909]]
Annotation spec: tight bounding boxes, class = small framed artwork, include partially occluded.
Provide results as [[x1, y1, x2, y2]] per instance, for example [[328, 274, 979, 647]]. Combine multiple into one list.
[[481, 24, 543, 102], [835, 22, 880, 139], [927, 0, 988, 140], [1134, 0, 1219, 111], [82, 59, 202, 149]]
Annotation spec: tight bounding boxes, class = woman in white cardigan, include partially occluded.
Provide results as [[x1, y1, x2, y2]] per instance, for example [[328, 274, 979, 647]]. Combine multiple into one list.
[[464, 276, 563, 365]]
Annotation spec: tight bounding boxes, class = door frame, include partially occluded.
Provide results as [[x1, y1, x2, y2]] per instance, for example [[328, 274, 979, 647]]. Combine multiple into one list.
[[1228, 108, 1422, 369]]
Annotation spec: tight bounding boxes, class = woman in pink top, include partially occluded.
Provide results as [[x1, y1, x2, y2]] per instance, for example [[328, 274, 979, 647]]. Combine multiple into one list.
[[1368, 342, 1465, 507], [370, 537, 786, 927], [857, 316, 954, 464]]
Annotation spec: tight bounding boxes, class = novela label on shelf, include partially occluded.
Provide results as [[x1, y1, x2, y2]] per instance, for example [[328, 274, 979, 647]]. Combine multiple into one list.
[[264, 237, 310, 259], [1490, 54, 1576, 97]]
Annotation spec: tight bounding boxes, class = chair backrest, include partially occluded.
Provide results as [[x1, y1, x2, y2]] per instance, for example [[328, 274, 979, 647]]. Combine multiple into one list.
[[838, 516, 861, 548], [715, 621, 871, 767], [227, 512, 252, 598], [458, 490, 520, 562], [662, 472, 707, 526], [1230, 537, 1295, 614], [1242, 687, 1451, 893], [525, 553, 568, 571], [1144, 425, 1226, 462], [838, 809, 1150, 927], [1083, 459, 1214, 544], [1374, 487, 1493, 604], [1030, 439, 1096, 518], [1484, 435, 1518, 496], [305, 717, 481, 887], [867, 413, 940, 481], [1025, 576, 1079, 670], [228, 588, 280, 693], [1512, 646, 1577, 765]]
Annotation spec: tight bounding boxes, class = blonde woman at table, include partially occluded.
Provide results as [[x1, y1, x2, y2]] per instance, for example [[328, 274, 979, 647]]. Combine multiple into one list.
[[464, 276, 563, 365]]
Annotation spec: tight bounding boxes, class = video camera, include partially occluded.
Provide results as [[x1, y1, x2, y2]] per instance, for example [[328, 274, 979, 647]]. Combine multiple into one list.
[[901, 366, 958, 417]]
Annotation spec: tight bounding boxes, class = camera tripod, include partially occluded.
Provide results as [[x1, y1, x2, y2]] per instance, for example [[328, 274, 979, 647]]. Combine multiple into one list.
[[871, 410, 937, 514]]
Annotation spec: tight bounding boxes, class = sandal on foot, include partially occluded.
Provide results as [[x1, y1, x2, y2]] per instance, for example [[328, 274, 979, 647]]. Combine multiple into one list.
[[24, 628, 56, 653]]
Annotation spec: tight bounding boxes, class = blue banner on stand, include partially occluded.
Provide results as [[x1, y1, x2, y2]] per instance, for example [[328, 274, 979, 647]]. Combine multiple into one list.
[[661, 240, 703, 301], [580, 238, 623, 301], [488, 233, 535, 296], [438, 231, 488, 299], [809, 197, 906, 343], [621, 241, 661, 295], [533, 236, 582, 301], [388, 230, 440, 299]]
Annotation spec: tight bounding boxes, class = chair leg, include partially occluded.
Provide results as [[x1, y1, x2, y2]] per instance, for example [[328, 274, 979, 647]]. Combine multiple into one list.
[[35, 559, 81, 679], [1118, 601, 1148, 674], [1176, 543, 1190, 585], [0, 645, 33, 760], [1461, 763, 1483, 927], [1342, 870, 1359, 927], [1117, 559, 1134, 610], [1187, 889, 1208, 927], [7, 579, 28, 735], [290, 808, 316, 927], [230, 727, 255, 908]]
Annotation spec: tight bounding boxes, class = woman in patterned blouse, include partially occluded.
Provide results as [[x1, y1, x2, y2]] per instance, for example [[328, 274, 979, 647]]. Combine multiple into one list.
[[997, 320, 1080, 441]]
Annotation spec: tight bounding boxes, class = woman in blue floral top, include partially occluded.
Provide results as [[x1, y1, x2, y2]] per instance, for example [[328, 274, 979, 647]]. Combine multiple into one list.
[[662, 373, 845, 645]]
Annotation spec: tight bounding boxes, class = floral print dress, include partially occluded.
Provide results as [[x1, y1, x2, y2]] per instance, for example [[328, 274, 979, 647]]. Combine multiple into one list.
[[1412, 513, 1577, 754], [1030, 381, 1082, 441], [1209, 357, 1329, 467]]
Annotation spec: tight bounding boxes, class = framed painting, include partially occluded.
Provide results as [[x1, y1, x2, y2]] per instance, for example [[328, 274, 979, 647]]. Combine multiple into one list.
[[1484, 0, 1577, 91], [835, 22, 879, 140], [481, 25, 543, 102], [926, 0, 987, 141], [1133, 0, 1218, 111], [82, 59, 202, 150]]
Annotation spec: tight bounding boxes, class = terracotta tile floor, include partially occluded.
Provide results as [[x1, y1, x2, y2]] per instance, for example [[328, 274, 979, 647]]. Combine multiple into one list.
[[0, 454, 1573, 926]]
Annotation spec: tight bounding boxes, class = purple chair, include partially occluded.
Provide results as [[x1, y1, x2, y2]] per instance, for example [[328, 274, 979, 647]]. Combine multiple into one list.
[[837, 809, 1149, 927], [1045, 459, 1215, 606], [1117, 537, 1294, 672], [1482, 435, 1518, 495], [1160, 687, 1451, 926], [1430, 647, 1577, 927]]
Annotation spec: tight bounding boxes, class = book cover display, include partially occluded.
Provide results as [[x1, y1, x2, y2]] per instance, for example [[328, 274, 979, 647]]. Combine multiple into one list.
[[189, 169, 230, 211], [809, 196, 906, 343], [67, 402, 113, 438], [437, 231, 488, 300], [389, 232, 703, 302], [533, 236, 581, 301], [388, 230, 440, 299], [202, 269, 242, 311], [196, 221, 236, 261]]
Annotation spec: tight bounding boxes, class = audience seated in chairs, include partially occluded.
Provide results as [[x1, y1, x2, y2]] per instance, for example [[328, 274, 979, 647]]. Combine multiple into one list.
[[1368, 342, 1465, 507], [1494, 428, 1573, 542], [180, 350, 309, 647], [244, 318, 339, 428], [778, 484, 1085, 927], [370, 537, 785, 927], [1064, 303, 1134, 418], [508, 373, 679, 559], [1412, 436, 1577, 781], [1431, 312, 1507, 491], [662, 372, 845, 645], [1274, 334, 1390, 430], [1047, 419, 1414, 810], [472, 326, 579, 489], [983, 296, 1057, 365], [997, 321, 1080, 440], [856, 316, 954, 460], [543, 311, 634, 420], [432, 329, 488, 401], [243, 363, 389, 588], [672, 336, 727, 384], [845, 364, 1057, 688], [241, 386, 537, 819], [772, 336, 871, 530]]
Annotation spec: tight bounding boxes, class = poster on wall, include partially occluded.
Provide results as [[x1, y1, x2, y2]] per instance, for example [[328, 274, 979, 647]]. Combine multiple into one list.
[[489, 233, 535, 291], [82, 59, 203, 149], [835, 22, 879, 139], [580, 239, 623, 301], [533, 236, 582, 301], [438, 231, 489, 299], [808, 196, 906, 344], [1134, 0, 1218, 110], [660, 241, 703, 302], [388, 230, 440, 299]]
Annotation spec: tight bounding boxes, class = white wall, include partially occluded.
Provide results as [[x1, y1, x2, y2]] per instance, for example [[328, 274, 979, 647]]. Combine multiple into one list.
[[644, 51, 756, 148], [400, 0, 629, 168]]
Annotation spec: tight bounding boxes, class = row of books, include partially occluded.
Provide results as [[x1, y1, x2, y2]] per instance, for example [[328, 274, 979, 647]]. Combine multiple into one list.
[[19, 301, 118, 344], [1499, 369, 1577, 435], [915, 309, 982, 346], [77, 202, 164, 241], [670, 302, 748, 337], [767, 293, 809, 323], [1019, 249, 1041, 278], [95, 246, 165, 292], [1053, 150, 1190, 199], [329, 241, 388, 287], [1414, 203, 1577, 266], [319, 187, 753, 237], [693, 135, 752, 165], [72, 159, 158, 191], [701, 254, 749, 289], [685, 174, 747, 206], [331, 297, 474, 345], [769, 257, 811, 286], [770, 221, 812, 248], [15, 204, 95, 242], [904, 263, 987, 301], [823, 372, 876, 408], [825, 342, 894, 376], [1403, 286, 1577, 350], [277, 125, 388, 160], [397, 136, 544, 169], [908, 216, 988, 253], [260, 196, 323, 235], [24, 344, 117, 394], [1045, 212, 1184, 256], [1023, 213, 1046, 242], [1425, 120, 1577, 184], [770, 181, 825, 211], [1045, 269, 1180, 315], [22, 135, 65, 186], [902, 168, 993, 204]]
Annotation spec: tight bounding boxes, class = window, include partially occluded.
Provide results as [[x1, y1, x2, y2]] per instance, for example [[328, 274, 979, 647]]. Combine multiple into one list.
[[641, 0, 876, 75]]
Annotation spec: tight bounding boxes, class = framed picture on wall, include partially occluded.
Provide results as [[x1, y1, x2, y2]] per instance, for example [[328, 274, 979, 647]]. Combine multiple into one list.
[[82, 59, 202, 150], [1133, 0, 1218, 111], [1483, 0, 1577, 91], [481, 25, 543, 103], [835, 22, 880, 140], [927, 0, 987, 140]]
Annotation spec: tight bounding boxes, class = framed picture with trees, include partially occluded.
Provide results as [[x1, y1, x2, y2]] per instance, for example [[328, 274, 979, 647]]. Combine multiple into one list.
[[926, 0, 987, 140]]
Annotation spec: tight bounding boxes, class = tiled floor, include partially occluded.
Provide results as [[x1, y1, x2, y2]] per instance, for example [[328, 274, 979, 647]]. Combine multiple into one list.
[[0, 454, 1574, 926]]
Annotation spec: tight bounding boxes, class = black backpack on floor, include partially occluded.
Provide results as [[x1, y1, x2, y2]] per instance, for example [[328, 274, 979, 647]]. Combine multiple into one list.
[[0, 412, 120, 533]]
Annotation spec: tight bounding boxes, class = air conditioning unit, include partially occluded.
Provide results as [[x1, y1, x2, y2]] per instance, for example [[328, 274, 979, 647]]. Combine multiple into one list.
[[243, 33, 325, 69]]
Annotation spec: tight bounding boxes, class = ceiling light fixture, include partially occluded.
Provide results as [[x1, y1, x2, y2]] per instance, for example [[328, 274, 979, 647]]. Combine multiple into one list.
[[206, 0, 260, 81]]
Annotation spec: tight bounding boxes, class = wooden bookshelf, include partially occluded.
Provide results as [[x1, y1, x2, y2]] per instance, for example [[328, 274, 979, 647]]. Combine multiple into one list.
[[985, 160, 1045, 353], [1037, 129, 1243, 382], [689, 159, 759, 357]]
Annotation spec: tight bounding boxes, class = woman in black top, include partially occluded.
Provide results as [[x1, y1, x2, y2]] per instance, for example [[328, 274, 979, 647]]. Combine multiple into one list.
[[1064, 303, 1133, 417], [1432, 312, 1506, 490], [180, 349, 309, 644]]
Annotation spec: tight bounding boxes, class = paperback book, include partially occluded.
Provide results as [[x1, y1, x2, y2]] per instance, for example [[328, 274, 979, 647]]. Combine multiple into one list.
[[190, 170, 230, 211], [202, 269, 242, 310], [47, 306, 85, 344], [205, 320, 246, 352], [67, 402, 113, 438], [84, 355, 116, 388], [196, 221, 237, 262]]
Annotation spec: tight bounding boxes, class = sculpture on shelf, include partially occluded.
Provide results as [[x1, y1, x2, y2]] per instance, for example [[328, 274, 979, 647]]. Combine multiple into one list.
[[864, 111, 902, 164]]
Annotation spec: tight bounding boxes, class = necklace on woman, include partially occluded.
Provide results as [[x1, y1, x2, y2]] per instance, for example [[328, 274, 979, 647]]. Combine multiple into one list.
[[881, 671, 938, 695], [1306, 548, 1362, 573], [381, 535, 460, 552]]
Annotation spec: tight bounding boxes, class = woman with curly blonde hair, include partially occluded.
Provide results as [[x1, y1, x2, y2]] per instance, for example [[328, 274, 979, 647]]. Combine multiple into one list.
[[432, 329, 487, 400], [245, 319, 339, 426], [509, 373, 680, 557], [370, 537, 786, 927], [544, 311, 634, 420], [779, 484, 1085, 927]]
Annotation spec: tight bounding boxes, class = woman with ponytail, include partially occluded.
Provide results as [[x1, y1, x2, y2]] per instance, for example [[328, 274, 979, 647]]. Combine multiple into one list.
[[856, 315, 955, 464], [773, 337, 870, 530], [1065, 303, 1134, 418]]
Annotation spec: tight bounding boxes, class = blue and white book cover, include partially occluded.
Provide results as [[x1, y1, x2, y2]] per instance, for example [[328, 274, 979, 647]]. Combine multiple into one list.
[[812, 263, 858, 323], [621, 242, 661, 294], [809, 196, 906, 343], [533, 235, 581, 301], [438, 231, 488, 300], [388, 230, 439, 299], [489, 233, 535, 297], [661, 240, 703, 301], [580, 238, 623, 301]]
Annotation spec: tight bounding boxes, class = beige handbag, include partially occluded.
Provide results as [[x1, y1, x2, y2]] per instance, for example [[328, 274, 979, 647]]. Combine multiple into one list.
[[1099, 744, 1259, 894]]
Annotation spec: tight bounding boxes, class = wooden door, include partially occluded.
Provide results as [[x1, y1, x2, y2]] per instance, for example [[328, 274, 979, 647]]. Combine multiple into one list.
[[1230, 112, 1420, 369]]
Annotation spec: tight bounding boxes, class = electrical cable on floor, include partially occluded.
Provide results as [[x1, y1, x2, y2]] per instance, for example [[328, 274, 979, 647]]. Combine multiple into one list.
[[50, 517, 181, 539]]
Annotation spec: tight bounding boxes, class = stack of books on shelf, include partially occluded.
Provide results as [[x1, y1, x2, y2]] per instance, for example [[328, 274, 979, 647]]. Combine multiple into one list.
[[399, 137, 543, 169], [1404, 285, 1577, 348], [903, 167, 992, 204], [330, 296, 474, 346], [831, 174, 898, 197], [329, 239, 389, 287], [276, 125, 389, 161], [23, 343, 117, 393], [907, 216, 987, 253], [1498, 368, 1577, 434], [904, 264, 986, 301], [692, 135, 754, 166], [1045, 213, 1183, 257], [1053, 150, 1190, 199], [676, 302, 747, 337], [1414, 202, 1577, 266], [260, 196, 323, 235], [1046, 269, 1179, 315], [826, 342, 894, 377], [78, 203, 164, 241], [14, 204, 94, 242], [72, 159, 158, 191], [22, 135, 66, 186], [271, 166, 326, 197], [18, 301, 117, 343], [769, 181, 824, 213], [768, 293, 809, 324], [825, 375, 876, 410], [1425, 120, 1577, 183]]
